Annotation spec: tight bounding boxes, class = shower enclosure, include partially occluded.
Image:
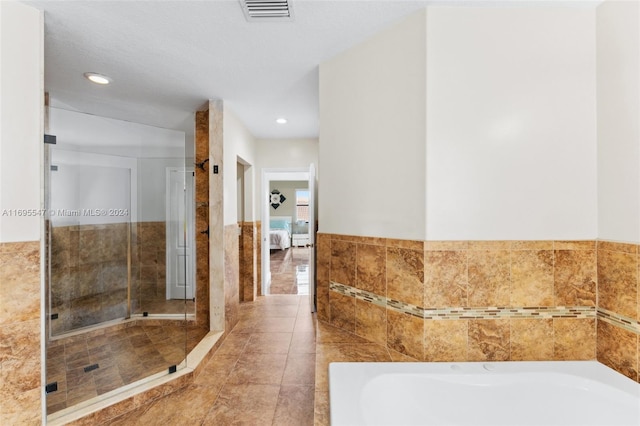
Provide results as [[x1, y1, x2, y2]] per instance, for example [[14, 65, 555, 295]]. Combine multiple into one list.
[[48, 162, 133, 335], [44, 108, 202, 415]]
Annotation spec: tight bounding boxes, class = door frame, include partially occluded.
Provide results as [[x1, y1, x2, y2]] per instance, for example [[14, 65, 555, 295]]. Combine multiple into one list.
[[261, 166, 316, 310]]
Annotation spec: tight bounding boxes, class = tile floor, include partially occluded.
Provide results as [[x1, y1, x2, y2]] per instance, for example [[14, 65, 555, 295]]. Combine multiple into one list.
[[103, 294, 416, 425], [109, 295, 316, 425], [46, 322, 209, 414], [268, 247, 310, 295]]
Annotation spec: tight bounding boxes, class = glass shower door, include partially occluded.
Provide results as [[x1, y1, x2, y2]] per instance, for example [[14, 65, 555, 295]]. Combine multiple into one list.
[[49, 163, 131, 336]]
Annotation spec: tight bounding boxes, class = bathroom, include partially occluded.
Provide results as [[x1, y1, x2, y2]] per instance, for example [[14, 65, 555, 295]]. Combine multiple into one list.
[[1, 0, 639, 425]]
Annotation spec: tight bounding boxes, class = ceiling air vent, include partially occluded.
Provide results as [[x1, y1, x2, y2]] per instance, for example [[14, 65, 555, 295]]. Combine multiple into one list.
[[240, 0, 294, 21]]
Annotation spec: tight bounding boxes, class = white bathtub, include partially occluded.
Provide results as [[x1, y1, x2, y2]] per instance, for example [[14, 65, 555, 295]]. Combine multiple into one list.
[[329, 361, 640, 426]]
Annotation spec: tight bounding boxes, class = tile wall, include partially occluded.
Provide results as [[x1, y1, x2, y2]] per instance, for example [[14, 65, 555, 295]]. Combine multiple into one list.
[[49, 221, 170, 335], [49, 223, 128, 334], [596, 241, 640, 381], [131, 222, 167, 314], [257, 221, 263, 296], [239, 222, 257, 302], [195, 109, 210, 329], [224, 224, 240, 333], [317, 234, 640, 382], [0, 241, 42, 425]]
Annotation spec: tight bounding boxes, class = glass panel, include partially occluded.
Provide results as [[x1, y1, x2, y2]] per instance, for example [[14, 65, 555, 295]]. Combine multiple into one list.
[[134, 163, 195, 315], [49, 163, 131, 335], [45, 108, 195, 416]]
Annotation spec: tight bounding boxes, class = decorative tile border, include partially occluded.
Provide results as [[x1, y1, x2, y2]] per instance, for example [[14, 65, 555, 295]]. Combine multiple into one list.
[[330, 281, 597, 321], [597, 307, 640, 335]]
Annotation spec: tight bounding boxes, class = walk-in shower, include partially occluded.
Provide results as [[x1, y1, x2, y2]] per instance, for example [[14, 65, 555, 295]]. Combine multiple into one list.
[[44, 107, 204, 415]]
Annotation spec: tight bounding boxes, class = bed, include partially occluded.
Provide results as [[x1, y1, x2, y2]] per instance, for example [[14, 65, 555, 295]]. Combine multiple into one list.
[[269, 216, 292, 250]]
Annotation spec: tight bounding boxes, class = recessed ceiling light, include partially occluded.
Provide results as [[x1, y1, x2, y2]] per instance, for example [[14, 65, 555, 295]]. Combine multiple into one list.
[[84, 72, 112, 85], [276, 118, 287, 124]]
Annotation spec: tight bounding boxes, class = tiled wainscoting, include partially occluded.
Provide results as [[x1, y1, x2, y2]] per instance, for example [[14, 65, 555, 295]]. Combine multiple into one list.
[[50, 221, 172, 335], [317, 235, 640, 382], [131, 222, 168, 314], [224, 224, 240, 333], [239, 221, 258, 302], [597, 242, 640, 381], [0, 241, 42, 425], [50, 223, 129, 334]]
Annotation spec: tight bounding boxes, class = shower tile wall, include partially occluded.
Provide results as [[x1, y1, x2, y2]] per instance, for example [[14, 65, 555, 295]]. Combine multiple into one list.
[[132, 221, 167, 313], [50, 221, 169, 334], [50, 224, 129, 334], [318, 235, 640, 383], [0, 241, 41, 425]]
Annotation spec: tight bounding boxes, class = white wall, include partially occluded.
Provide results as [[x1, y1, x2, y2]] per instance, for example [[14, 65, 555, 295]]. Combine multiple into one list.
[[426, 6, 597, 241], [319, 6, 598, 242], [255, 137, 319, 221], [223, 107, 256, 225], [0, 1, 43, 242], [269, 180, 308, 219], [596, 0, 640, 244], [319, 10, 427, 240]]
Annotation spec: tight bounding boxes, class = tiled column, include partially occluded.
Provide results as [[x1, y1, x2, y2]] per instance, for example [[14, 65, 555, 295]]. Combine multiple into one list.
[[208, 100, 230, 331], [195, 110, 210, 329]]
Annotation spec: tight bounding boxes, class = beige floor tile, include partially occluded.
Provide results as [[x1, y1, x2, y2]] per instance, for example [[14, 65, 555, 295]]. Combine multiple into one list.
[[282, 353, 316, 385], [203, 383, 281, 425], [290, 332, 317, 354], [226, 352, 288, 385], [193, 354, 239, 388], [252, 316, 297, 333], [245, 332, 293, 354], [313, 391, 330, 426], [273, 384, 315, 426]]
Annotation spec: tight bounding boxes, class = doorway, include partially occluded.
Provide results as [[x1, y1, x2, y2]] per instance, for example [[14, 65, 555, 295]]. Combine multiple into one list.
[[261, 166, 316, 311]]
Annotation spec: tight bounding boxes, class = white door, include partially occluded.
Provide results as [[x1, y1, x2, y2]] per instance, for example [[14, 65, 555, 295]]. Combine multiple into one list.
[[166, 168, 195, 300], [308, 163, 316, 312]]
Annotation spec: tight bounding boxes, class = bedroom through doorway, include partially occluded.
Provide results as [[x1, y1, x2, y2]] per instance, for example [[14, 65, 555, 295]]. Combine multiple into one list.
[[261, 167, 316, 309]]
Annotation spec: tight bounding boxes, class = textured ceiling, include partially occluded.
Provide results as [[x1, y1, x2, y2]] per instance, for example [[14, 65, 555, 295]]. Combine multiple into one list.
[[23, 0, 600, 139]]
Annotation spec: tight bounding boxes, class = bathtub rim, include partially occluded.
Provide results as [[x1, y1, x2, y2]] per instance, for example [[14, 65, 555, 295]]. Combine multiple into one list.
[[329, 360, 640, 426]]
